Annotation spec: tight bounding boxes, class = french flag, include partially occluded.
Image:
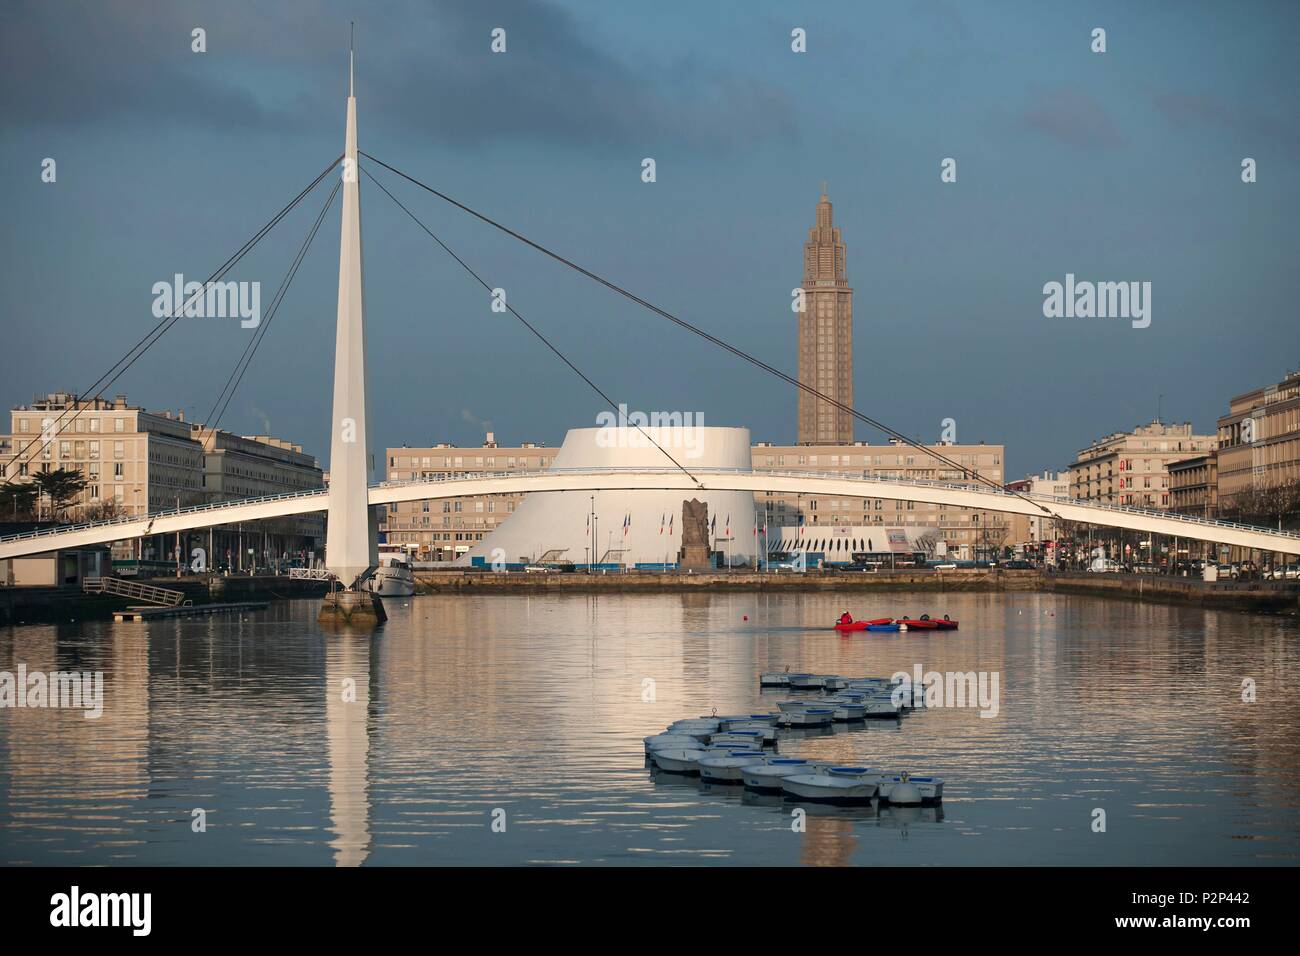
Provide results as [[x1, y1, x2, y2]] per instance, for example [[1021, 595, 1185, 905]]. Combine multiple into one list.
[[798, 513, 805, 537], [710, 514, 716, 537], [623, 513, 630, 537], [659, 513, 665, 535], [668, 514, 674, 536], [586, 514, 590, 537], [725, 514, 730, 536]]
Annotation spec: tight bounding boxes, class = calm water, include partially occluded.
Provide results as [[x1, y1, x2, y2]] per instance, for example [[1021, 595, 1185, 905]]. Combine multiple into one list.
[[1, 591, 1298, 866]]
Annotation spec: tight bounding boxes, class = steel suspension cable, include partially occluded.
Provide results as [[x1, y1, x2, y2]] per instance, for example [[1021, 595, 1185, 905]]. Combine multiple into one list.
[[360, 150, 1056, 518], [360, 162, 701, 486], [199, 178, 342, 445], [1, 155, 343, 487]]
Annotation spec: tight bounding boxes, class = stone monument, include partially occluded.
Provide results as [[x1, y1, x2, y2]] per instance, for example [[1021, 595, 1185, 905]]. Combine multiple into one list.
[[678, 498, 712, 569]]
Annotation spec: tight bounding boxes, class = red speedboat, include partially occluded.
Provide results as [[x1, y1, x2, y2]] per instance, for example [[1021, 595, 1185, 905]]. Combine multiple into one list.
[[900, 615, 958, 630], [833, 617, 894, 631], [899, 618, 940, 630]]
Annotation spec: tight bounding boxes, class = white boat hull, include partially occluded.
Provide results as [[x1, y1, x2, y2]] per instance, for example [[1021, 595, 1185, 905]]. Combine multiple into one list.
[[781, 773, 878, 803], [879, 776, 944, 803], [366, 566, 415, 597], [650, 748, 706, 773], [644, 734, 703, 754], [698, 754, 767, 783], [741, 760, 817, 791], [778, 708, 833, 727]]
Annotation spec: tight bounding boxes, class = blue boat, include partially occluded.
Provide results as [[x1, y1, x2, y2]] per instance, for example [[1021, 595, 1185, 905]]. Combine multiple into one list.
[[866, 623, 901, 632]]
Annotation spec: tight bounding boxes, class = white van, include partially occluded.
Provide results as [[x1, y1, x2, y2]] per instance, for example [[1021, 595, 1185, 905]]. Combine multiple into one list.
[[1087, 558, 1122, 573]]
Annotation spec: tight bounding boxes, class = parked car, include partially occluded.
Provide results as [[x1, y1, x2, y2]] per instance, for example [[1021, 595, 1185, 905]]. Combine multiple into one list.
[[1215, 563, 1239, 580], [1088, 559, 1122, 573], [1267, 564, 1300, 580]]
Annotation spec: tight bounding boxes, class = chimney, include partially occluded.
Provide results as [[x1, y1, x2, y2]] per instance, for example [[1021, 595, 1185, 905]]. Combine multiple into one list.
[[485, 431, 496, 447]]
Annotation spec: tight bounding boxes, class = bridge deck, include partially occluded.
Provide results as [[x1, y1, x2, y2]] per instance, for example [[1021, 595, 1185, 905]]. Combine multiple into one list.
[[2, 469, 1297, 559]]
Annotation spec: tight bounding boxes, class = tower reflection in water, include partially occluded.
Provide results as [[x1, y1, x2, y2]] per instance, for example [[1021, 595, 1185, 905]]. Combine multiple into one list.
[[324, 633, 373, 867]]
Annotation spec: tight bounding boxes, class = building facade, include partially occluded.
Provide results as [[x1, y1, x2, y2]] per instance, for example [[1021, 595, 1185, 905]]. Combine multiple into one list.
[[1, 392, 324, 567], [3, 392, 204, 518], [381, 434, 558, 561], [751, 439, 1008, 561], [1003, 471, 1070, 548], [379, 435, 1011, 563], [1168, 452, 1218, 519], [1215, 366, 1300, 512], [797, 188, 854, 445], [1068, 420, 1216, 509]]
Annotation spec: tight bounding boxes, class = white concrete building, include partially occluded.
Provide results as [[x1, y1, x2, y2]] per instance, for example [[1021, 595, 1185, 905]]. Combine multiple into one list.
[[457, 425, 758, 568]]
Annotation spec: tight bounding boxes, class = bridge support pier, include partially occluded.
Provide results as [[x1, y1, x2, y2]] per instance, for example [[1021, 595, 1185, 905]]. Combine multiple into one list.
[[318, 589, 387, 627]]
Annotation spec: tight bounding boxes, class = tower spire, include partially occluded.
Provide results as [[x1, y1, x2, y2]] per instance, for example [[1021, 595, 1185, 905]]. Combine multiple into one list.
[[349, 22, 354, 96]]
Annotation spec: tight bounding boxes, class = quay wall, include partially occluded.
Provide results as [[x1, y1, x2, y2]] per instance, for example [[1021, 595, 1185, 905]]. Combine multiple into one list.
[[3, 570, 1295, 624]]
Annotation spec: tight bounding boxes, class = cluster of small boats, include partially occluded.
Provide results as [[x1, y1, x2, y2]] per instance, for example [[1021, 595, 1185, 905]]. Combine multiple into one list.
[[833, 614, 958, 633], [761, 674, 911, 723], [643, 693, 944, 806]]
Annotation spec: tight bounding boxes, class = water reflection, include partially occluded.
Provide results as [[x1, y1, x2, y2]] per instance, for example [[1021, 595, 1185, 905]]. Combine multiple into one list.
[[0, 591, 1297, 865], [324, 634, 372, 867]]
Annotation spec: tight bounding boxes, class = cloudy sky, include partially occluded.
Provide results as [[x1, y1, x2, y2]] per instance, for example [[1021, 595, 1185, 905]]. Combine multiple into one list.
[[1, 0, 1297, 477]]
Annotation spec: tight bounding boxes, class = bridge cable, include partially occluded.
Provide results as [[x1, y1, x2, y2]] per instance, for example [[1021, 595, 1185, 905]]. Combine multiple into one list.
[[1, 156, 343, 489], [360, 162, 702, 487], [198, 178, 342, 446], [358, 151, 1057, 520]]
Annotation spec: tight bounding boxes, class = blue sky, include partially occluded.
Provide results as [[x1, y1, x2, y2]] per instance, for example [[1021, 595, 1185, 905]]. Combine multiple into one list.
[[1, 0, 1297, 478]]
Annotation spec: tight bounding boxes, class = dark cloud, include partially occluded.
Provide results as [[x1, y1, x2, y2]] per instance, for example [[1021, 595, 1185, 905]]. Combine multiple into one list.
[[1153, 91, 1299, 148], [1020, 88, 1125, 148], [0, 0, 798, 152]]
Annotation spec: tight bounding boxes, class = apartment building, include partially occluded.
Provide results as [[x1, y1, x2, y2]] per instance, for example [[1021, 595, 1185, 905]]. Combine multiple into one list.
[[751, 439, 1010, 560], [381, 433, 557, 561], [1068, 420, 1216, 509], [1216, 366, 1300, 510]]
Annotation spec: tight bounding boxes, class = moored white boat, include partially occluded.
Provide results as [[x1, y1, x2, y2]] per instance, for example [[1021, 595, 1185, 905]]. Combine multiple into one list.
[[720, 713, 779, 728], [781, 772, 878, 803], [650, 748, 706, 773], [789, 674, 828, 690], [829, 702, 867, 721], [741, 758, 817, 791], [667, 719, 720, 740], [719, 724, 776, 743], [710, 730, 768, 748], [776, 700, 817, 713], [365, 547, 416, 597], [861, 698, 903, 718], [777, 707, 834, 727], [824, 766, 888, 785], [644, 733, 704, 754], [760, 672, 792, 687], [878, 774, 944, 804], [698, 752, 768, 783]]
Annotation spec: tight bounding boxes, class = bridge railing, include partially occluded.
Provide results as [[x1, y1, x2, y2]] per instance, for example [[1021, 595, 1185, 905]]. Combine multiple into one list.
[[0, 486, 329, 544], [5, 466, 1297, 545], [377, 467, 1300, 541]]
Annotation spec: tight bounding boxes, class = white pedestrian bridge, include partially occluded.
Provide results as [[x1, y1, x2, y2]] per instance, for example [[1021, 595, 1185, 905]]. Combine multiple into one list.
[[3, 468, 1298, 561]]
